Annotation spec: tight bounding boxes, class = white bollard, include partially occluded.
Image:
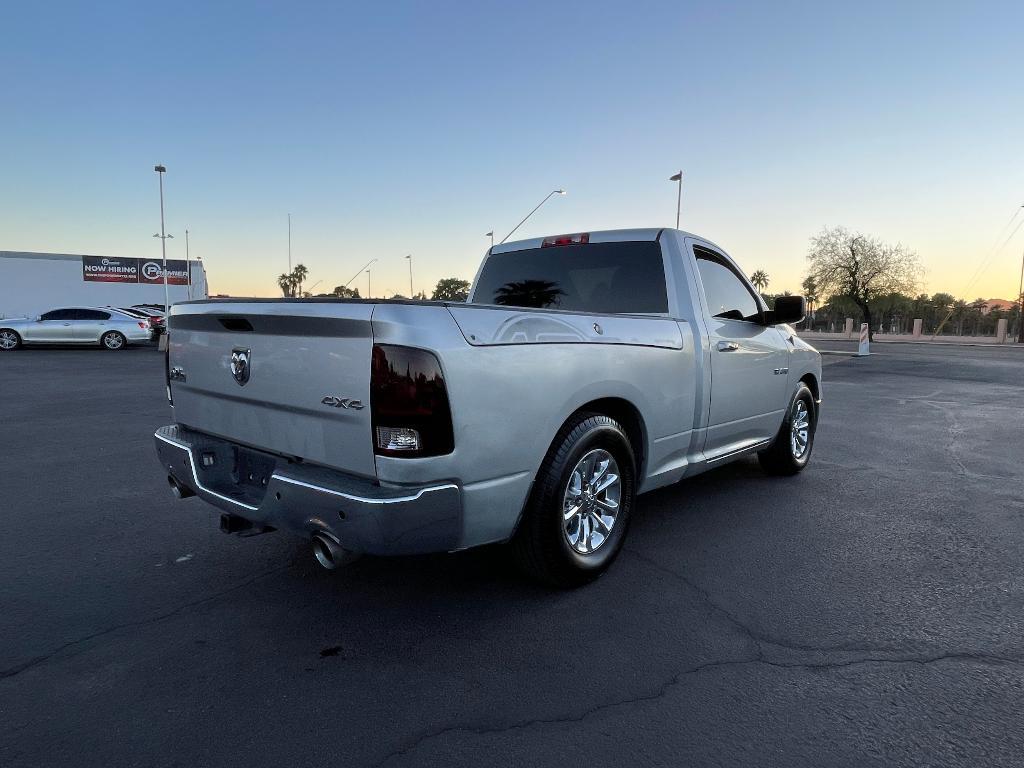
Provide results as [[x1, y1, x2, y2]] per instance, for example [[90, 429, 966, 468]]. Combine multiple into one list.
[[845, 318, 855, 339], [858, 323, 870, 356]]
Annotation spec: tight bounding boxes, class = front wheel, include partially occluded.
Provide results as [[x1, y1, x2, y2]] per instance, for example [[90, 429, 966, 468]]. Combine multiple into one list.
[[512, 413, 636, 588], [758, 383, 816, 476], [101, 331, 126, 350], [0, 329, 22, 351]]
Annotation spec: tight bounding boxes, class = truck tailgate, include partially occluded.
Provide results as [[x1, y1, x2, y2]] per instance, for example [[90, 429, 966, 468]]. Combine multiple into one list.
[[167, 301, 376, 478]]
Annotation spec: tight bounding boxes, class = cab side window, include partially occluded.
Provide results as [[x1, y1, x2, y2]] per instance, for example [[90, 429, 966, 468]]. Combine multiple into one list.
[[694, 248, 761, 322], [40, 309, 76, 321], [77, 310, 110, 320]]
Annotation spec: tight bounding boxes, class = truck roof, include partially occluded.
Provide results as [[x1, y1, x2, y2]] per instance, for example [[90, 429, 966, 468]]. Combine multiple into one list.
[[492, 227, 705, 255]]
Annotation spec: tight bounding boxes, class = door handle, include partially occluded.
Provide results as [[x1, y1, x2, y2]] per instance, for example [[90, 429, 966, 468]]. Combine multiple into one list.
[[716, 341, 740, 352], [62, 323, 72, 326]]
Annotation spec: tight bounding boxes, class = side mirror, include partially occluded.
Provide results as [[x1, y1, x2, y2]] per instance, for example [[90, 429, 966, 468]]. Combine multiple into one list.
[[768, 295, 806, 326]]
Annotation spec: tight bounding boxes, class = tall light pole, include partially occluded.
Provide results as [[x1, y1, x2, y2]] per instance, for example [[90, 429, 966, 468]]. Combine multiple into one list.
[[669, 171, 682, 229], [500, 189, 565, 244], [486, 231, 494, 250], [365, 269, 372, 299], [185, 228, 191, 300], [154, 164, 169, 309], [405, 254, 413, 298], [1017, 245, 1024, 343], [288, 213, 292, 273]]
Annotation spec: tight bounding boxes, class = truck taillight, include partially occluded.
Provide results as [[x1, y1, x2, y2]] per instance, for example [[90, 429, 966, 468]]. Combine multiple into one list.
[[542, 233, 589, 247], [370, 344, 454, 458]]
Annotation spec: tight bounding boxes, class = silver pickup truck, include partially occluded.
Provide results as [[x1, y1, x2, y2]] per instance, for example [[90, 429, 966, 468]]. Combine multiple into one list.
[[154, 228, 821, 586]]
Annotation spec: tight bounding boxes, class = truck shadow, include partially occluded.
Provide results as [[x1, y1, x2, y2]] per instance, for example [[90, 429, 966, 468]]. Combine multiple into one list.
[[285, 454, 776, 595]]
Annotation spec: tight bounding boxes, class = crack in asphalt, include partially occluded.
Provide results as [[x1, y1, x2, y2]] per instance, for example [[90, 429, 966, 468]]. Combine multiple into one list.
[[367, 547, 1024, 766], [370, 651, 1024, 766], [622, 548, 912, 657], [0, 563, 295, 680]]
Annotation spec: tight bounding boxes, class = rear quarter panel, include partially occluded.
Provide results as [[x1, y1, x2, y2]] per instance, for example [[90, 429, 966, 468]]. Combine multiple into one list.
[[371, 303, 697, 548]]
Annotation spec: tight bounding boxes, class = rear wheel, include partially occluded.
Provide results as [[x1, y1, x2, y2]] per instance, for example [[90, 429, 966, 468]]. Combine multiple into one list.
[[758, 383, 816, 475], [512, 413, 636, 588], [101, 331, 126, 350], [0, 329, 21, 351]]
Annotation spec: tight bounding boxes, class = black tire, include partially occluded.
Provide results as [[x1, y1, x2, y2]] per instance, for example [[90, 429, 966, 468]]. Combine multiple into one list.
[[758, 382, 816, 476], [512, 412, 637, 588], [101, 331, 127, 350], [0, 329, 22, 351]]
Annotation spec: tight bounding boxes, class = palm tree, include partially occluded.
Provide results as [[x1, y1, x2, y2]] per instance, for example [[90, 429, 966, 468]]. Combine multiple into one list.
[[750, 270, 769, 294], [277, 273, 295, 297], [801, 276, 818, 319], [493, 279, 565, 308], [292, 264, 309, 297]]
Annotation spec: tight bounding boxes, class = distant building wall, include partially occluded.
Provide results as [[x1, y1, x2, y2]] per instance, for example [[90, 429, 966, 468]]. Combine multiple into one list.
[[0, 251, 208, 318]]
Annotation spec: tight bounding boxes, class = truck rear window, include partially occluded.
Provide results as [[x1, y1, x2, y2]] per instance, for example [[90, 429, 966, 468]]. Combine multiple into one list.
[[471, 241, 668, 314]]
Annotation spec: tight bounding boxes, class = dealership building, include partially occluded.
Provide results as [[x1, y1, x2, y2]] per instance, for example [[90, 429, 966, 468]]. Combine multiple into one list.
[[0, 251, 208, 319]]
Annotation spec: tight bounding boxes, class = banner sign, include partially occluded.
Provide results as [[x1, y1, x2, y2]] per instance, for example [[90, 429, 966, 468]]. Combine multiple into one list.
[[82, 256, 189, 285], [139, 259, 189, 285], [82, 256, 140, 283]]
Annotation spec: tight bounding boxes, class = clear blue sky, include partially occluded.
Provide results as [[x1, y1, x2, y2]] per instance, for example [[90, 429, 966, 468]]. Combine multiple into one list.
[[2, 1, 1022, 299]]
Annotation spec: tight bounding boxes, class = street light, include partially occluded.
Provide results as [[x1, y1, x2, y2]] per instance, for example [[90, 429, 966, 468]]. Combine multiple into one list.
[[365, 269, 372, 299], [405, 254, 413, 298], [154, 164, 170, 310], [185, 228, 191, 300], [152, 230, 174, 306], [669, 171, 682, 229], [1017, 243, 1024, 343], [486, 231, 494, 250], [499, 189, 566, 244], [343, 258, 377, 292]]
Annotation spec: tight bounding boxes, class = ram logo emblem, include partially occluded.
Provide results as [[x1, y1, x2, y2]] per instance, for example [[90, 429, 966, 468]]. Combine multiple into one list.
[[230, 348, 251, 386], [321, 396, 365, 410]]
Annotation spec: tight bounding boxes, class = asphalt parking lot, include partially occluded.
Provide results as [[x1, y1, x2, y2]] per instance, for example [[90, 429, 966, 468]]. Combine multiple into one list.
[[3, 342, 1023, 767]]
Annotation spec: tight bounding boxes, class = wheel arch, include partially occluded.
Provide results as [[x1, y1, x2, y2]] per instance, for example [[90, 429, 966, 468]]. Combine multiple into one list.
[[545, 397, 647, 487], [799, 372, 820, 414], [100, 328, 127, 347], [0, 327, 23, 349]]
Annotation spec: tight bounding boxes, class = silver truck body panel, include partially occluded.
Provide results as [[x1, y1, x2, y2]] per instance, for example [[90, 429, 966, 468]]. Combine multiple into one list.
[[159, 228, 822, 555], [167, 302, 378, 478]]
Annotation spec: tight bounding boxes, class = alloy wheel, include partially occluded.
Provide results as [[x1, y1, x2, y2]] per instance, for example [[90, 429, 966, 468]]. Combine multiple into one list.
[[562, 448, 621, 554]]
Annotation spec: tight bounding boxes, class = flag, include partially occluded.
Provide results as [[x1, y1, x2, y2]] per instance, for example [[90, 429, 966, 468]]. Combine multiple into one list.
[[669, 172, 682, 181]]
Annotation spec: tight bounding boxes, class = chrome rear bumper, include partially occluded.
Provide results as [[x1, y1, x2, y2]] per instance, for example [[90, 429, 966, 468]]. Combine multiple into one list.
[[154, 425, 462, 555]]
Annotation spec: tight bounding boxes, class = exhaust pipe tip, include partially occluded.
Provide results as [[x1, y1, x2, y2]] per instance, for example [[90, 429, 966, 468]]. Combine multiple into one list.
[[168, 475, 195, 499], [312, 532, 357, 570]]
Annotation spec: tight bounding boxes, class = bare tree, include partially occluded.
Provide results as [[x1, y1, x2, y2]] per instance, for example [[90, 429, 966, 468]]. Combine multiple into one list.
[[807, 227, 919, 340]]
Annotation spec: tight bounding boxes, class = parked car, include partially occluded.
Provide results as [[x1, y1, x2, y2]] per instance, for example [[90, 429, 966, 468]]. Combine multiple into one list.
[[155, 228, 822, 586], [0, 307, 152, 350], [115, 306, 164, 336], [130, 305, 167, 334]]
